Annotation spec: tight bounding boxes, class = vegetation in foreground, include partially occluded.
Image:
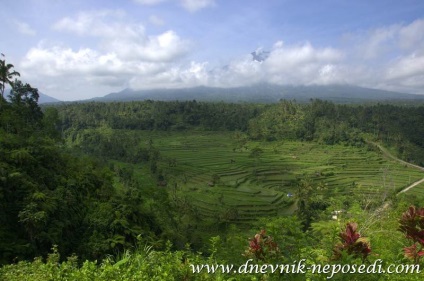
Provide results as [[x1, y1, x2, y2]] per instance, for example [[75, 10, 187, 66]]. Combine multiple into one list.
[[2, 203, 424, 280]]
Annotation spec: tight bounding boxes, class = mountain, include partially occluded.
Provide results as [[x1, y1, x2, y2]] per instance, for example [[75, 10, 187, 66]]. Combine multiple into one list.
[[5, 89, 61, 104], [96, 83, 424, 104], [98, 84, 283, 103], [38, 93, 61, 104]]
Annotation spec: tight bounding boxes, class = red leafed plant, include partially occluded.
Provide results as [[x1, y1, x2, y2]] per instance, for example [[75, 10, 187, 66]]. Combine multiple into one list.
[[333, 222, 371, 262], [243, 229, 279, 262], [399, 206, 424, 263]]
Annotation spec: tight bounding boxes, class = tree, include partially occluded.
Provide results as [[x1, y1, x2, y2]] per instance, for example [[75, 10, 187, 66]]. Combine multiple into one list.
[[6, 79, 42, 135], [296, 180, 329, 229], [249, 146, 264, 164], [0, 54, 21, 101]]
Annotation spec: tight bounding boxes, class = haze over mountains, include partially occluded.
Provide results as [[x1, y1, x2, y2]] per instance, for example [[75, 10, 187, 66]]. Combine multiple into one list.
[[93, 83, 424, 104], [5, 89, 61, 104], [39, 93, 61, 104], [28, 83, 424, 104], [90, 51, 423, 104], [21, 51, 424, 104]]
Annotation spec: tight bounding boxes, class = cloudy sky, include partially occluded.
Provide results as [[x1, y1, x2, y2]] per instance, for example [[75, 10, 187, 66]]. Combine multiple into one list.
[[1, 0, 424, 100]]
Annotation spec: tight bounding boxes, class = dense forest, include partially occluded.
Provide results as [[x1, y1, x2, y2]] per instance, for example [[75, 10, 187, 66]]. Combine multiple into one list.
[[2, 58, 424, 280], [0, 65, 180, 265], [57, 99, 424, 165]]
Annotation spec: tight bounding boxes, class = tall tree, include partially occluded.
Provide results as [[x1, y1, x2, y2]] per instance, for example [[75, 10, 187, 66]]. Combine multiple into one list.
[[0, 54, 21, 101]]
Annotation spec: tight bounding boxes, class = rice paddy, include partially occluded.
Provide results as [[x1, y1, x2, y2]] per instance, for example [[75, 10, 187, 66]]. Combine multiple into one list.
[[127, 130, 424, 222]]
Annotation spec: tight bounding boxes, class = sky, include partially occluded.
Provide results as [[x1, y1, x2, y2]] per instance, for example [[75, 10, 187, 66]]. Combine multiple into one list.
[[1, 0, 424, 101]]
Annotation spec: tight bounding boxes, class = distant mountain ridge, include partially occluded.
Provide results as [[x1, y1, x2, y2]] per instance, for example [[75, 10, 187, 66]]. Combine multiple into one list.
[[5, 89, 61, 104], [95, 83, 424, 103], [38, 93, 61, 104]]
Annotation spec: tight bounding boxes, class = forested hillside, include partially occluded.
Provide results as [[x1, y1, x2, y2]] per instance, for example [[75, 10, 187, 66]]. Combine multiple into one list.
[[0, 61, 180, 265], [57, 100, 424, 165]]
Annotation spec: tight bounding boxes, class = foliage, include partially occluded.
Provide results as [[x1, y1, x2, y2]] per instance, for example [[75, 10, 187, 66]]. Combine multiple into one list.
[[399, 206, 424, 263], [296, 180, 329, 230], [0, 63, 173, 265], [1, 200, 424, 280], [53, 98, 424, 166], [56, 100, 263, 133], [332, 222, 371, 262], [243, 229, 279, 262], [0, 244, 200, 281], [247, 100, 424, 164], [0, 54, 20, 100]]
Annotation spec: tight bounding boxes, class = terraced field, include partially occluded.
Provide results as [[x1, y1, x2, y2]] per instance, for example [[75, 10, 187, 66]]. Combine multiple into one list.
[[134, 131, 424, 222], [403, 181, 424, 199]]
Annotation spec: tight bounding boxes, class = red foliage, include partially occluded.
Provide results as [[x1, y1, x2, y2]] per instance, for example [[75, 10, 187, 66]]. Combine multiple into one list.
[[404, 244, 424, 261], [399, 206, 424, 263], [333, 222, 371, 261], [243, 229, 279, 262]]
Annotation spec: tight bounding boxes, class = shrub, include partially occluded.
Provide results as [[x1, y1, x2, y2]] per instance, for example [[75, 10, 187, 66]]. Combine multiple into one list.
[[332, 222, 371, 262], [399, 206, 424, 263]]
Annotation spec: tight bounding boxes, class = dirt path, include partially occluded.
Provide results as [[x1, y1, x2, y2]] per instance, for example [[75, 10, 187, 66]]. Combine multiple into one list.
[[399, 178, 424, 194], [366, 140, 424, 194]]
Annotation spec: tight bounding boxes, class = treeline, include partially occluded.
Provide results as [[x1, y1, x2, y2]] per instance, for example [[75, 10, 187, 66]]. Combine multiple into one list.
[[249, 100, 424, 165], [58, 100, 264, 131], [55, 99, 424, 165]]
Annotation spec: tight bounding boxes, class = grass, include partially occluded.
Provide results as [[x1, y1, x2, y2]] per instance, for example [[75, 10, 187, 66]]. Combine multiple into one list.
[[403, 180, 424, 198]]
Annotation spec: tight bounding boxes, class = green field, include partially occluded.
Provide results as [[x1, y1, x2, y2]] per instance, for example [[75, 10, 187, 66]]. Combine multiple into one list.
[[403, 181, 424, 198], [119, 130, 424, 223]]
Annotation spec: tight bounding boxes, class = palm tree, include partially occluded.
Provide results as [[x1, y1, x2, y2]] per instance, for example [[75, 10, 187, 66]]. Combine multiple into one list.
[[0, 54, 21, 100]]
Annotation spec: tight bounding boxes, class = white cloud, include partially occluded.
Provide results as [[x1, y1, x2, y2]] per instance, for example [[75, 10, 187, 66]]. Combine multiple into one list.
[[333, 19, 424, 94], [129, 67, 179, 89], [267, 42, 342, 68], [18, 12, 424, 100], [316, 64, 342, 85], [149, 15, 165, 26], [23, 45, 132, 76], [133, 0, 167, 5], [180, 0, 215, 12], [398, 19, 424, 50], [61, 40, 344, 92], [53, 10, 190, 62], [133, 0, 215, 12], [16, 10, 194, 99], [129, 61, 210, 89], [21, 43, 175, 78], [179, 42, 345, 88], [211, 56, 263, 87], [347, 19, 424, 61], [386, 53, 424, 86], [15, 21, 36, 36], [53, 10, 137, 39], [105, 30, 190, 62], [19, 43, 175, 99], [263, 42, 344, 85], [180, 61, 209, 85], [273, 41, 284, 49], [359, 25, 399, 59]]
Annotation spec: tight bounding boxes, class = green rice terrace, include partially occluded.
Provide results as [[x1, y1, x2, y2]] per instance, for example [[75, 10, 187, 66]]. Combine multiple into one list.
[[403, 180, 424, 198], [118, 130, 424, 223]]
